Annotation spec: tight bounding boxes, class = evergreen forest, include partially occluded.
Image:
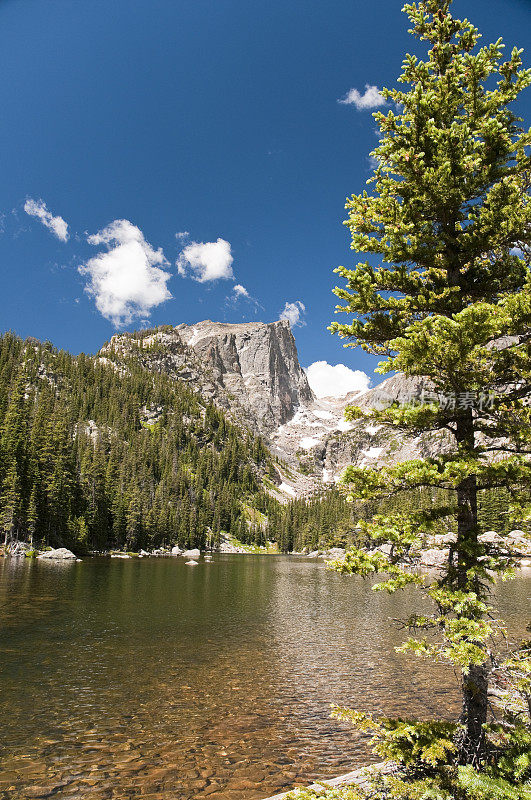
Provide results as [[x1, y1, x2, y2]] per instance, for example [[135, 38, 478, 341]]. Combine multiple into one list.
[[0, 332, 278, 552], [0, 332, 518, 555]]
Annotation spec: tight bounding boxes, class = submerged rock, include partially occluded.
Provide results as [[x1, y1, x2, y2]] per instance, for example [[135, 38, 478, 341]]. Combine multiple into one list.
[[185, 560, 198, 565]]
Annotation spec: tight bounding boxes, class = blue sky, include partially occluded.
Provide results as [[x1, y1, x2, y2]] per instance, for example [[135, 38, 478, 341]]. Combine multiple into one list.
[[1, 0, 529, 394]]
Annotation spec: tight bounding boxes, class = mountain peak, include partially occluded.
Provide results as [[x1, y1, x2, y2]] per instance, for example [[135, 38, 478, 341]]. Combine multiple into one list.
[[100, 319, 314, 436]]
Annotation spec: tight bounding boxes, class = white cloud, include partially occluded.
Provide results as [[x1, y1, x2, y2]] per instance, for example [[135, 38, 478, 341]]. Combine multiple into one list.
[[177, 238, 233, 282], [233, 283, 249, 298], [305, 361, 370, 399], [79, 219, 172, 327], [280, 300, 306, 327], [226, 283, 263, 313], [24, 198, 69, 241], [175, 231, 190, 240], [338, 84, 386, 110]]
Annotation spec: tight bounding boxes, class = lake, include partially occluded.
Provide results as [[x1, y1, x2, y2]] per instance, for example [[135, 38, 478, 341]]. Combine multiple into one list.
[[0, 555, 529, 800]]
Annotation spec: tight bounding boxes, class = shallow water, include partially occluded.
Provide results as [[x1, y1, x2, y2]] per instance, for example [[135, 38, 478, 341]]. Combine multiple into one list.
[[0, 555, 529, 800]]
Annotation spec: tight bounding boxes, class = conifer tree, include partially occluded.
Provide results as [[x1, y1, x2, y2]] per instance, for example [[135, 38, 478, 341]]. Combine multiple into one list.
[[27, 483, 38, 546], [0, 461, 21, 545], [330, 0, 531, 769], [125, 487, 143, 550]]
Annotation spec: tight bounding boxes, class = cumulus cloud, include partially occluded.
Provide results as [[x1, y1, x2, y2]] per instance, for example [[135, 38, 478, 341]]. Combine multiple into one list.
[[338, 84, 386, 110], [305, 361, 370, 399], [24, 198, 69, 241], [177, 238, 234, 282], [280, 300, 306, 327], [233, 283, 250, 298], [79, 219, 172, 327]]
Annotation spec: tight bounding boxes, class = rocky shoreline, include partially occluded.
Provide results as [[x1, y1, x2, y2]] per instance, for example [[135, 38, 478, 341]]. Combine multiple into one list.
[[2, 534, 530, 568], [261, 761, 395, 800]]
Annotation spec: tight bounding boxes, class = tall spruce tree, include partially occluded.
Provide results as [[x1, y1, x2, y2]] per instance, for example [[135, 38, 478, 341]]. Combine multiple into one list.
[[330, 0, 531, 769]]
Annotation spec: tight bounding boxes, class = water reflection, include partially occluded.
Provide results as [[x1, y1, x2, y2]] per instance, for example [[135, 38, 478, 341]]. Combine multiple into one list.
[[0, 556, 529, 800]]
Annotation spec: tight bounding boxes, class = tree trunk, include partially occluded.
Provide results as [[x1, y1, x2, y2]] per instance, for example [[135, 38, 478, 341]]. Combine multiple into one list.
[[458, 663, 489, 767], [455, 409, 488, 765], [456, 474, 478, 588]]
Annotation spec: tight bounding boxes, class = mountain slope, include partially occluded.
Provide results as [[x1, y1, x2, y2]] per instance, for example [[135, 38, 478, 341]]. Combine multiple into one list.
[[269, 373, 449, 486], [98, 321, 443, 494], [0, 332, 281, 552]]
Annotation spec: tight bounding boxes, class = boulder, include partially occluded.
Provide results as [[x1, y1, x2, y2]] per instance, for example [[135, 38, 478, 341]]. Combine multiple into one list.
[[507, 530, 531, 553], [325, 547, 346, 559], [511, 537, 531, 556], [171, 546, 183, 556], [479, 531, 500, 545], [218, 542, 242, 553], [420, 548, 449, 568], [431, 532, 456, 546], [182, 548, 201, 559], [478, 530, 531, 556], [185, 560, 198, 565], [38, 548, 77, 561]]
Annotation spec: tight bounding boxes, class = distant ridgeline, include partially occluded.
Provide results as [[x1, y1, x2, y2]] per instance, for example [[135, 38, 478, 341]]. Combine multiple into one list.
[[0, 332, 515, 554]]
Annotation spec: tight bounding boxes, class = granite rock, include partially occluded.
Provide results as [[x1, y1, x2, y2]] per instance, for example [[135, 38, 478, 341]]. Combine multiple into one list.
[[182, 548, 201, 559], [38, 548, 77, 560]]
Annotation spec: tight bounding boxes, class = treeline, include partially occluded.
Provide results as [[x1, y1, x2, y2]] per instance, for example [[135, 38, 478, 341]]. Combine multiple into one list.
[[0, 333, 276, 552], [272, 484, 519, 554], [270, 490, 355, 552]]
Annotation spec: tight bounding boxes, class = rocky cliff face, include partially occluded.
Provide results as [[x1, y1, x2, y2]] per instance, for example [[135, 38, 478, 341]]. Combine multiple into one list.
[[317, 375, 451, 484], [99, 320, 314, 437], [269, 372, 449, 492], [100, 321, 447, 498], [176, 321, 314, 431]]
